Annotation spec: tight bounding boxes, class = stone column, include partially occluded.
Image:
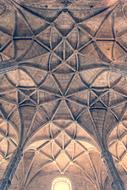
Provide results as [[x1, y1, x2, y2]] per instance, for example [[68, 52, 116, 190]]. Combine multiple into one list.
[[0, 147, 23, 190], [101, 148, 125, 190]]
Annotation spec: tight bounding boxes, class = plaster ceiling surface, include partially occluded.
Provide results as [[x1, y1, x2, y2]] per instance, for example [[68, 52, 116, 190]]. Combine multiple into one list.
[[0, 0, 127, 190]]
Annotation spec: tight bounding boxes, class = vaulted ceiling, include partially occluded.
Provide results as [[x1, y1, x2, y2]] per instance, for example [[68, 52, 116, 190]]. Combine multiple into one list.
[[0, 0, 127, 190]]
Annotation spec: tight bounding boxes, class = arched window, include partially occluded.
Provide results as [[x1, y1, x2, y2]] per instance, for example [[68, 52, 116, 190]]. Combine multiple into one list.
[[52, 177, 72, 190]]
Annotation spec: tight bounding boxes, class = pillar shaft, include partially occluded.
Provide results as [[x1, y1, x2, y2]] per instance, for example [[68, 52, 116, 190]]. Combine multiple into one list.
[[0, 147, 23, 190], [101, 149, 125, 190]]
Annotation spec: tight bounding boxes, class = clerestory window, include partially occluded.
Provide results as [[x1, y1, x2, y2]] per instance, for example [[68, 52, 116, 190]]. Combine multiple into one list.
[[52, 177, 72, 190]]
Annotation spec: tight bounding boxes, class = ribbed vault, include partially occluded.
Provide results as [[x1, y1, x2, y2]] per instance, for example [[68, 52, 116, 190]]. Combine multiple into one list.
[[0, 0, 127, 189]]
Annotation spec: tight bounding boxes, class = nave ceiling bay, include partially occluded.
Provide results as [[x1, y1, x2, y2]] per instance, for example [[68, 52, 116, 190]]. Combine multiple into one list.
[[0, 0, 127, 190]]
